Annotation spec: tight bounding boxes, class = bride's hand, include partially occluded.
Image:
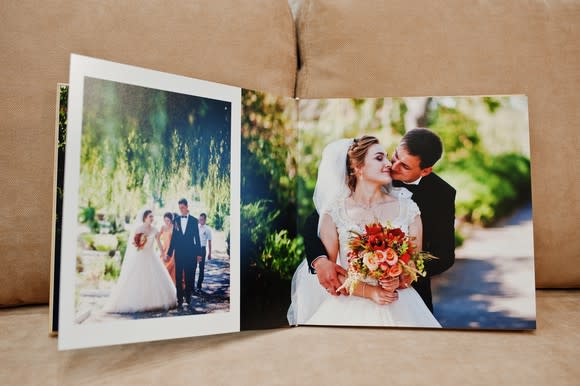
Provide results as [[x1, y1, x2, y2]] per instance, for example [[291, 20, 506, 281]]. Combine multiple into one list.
[[367, 285, 399, 305], [379, 276, 400, 292]]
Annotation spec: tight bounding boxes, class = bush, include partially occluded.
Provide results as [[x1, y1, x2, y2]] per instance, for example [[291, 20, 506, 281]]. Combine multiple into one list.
[[103, 257, 121, 281], [241, 200, 280, 247], [260, 231, 304, 281], [439, 152, 531, 226], [79, 205, 99, 233], [116, 232, 128, 261]]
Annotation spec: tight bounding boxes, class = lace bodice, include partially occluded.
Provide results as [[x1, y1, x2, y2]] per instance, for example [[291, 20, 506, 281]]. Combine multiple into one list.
[[326, 187, 420, 270]]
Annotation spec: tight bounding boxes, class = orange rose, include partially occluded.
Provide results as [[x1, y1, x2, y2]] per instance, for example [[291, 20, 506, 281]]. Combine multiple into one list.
[[388, 263, 403, 277], [375, 250, 387, 262], [385, 248, 398, 266]]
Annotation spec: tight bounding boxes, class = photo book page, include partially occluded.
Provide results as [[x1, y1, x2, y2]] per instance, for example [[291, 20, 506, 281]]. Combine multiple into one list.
[[52, 55, 536, 350]]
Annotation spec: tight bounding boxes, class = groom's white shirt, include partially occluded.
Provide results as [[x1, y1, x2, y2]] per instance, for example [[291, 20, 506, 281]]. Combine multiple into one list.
[[180, 215, 188, 234], [405, 176, 422, 185]]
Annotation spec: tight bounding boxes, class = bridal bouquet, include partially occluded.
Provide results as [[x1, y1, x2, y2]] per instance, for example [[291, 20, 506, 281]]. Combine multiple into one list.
[[133, 233, 148, 250], [337, 222, 434, 295]]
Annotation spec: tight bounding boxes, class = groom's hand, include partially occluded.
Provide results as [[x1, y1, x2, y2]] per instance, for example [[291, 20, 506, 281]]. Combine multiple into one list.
[[313, 257, 348, 296]]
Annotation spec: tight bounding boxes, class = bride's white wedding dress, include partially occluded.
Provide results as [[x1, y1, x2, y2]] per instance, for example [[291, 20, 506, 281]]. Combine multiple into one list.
[[288, 187, 441, 328], [104, 226, 177, 313]]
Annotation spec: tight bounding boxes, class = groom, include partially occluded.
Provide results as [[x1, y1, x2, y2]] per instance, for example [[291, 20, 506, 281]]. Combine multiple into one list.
[[167, 198, 202, 307], [305, 128, 456, 311]]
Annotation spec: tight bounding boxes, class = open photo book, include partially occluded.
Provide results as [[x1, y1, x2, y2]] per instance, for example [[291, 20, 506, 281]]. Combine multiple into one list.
[[51, 54, 536, 350]]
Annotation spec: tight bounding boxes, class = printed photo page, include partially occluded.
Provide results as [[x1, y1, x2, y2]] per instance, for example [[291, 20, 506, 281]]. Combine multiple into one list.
[[54, 55, 536, 350], [58, 55, 241, 350]]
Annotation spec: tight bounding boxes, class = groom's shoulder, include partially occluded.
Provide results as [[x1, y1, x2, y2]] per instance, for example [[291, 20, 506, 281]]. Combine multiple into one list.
[[424, 173, 455, 197]]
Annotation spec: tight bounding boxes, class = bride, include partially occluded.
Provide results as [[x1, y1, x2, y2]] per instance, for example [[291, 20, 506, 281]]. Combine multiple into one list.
[[104, 209, 177, 313], [288, 136, 441, 328]]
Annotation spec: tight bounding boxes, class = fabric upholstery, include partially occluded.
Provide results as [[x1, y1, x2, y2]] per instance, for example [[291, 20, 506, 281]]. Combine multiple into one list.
[[1, 291, 578, 384]]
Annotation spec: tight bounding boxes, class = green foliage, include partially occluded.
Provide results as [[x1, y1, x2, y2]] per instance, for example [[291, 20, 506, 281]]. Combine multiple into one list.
[[260, 231, 305, 281], [483, 96, 502, 113], [103, 257, 121, 281], [427, 106, 481, 160], [455, 229, 465, 248], [438, 153, 530, 225], [241, 90, 303, 280], [116, 233, 128, 261], [241, 200, 280, 246], [390, 98, 408, 136], [201, 143, 230, 231], [92, 234, 119, 252], [80, 233, 95, 250], [79, 205, 99, 233], [241, 90, 297, 212], [78, 77, 231, 225]]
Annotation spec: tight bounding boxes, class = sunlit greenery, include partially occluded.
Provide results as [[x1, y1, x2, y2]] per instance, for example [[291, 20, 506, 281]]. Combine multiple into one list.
[[75, 79, 232, 286], [78, 78, 231, 234]]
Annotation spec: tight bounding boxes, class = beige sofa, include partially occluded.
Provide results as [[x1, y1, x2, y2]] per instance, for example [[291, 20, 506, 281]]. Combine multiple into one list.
[[1, 1, 578, 384]]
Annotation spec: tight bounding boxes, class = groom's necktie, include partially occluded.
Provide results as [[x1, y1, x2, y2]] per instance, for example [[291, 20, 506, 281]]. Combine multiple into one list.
[[392, 179, 419, 193]]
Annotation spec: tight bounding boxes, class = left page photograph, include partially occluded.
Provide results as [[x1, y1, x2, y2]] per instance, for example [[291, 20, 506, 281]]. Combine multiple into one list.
[[58, 54, 241, 350]]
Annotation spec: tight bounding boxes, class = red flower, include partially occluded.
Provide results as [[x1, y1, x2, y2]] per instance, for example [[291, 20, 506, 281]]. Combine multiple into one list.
[[133, 233, 147, 250], [389, 228, 404, 237], [368, 234, 386, 250], [400, 253, 411, 264], [365, 223, 383, 236]]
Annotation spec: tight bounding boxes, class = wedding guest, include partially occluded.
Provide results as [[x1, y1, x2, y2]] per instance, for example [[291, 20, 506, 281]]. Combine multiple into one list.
[[195, 212, 213, 292], [158, 212, 176, 284]]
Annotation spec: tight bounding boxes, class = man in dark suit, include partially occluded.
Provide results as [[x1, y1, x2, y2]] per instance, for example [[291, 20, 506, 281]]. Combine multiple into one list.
[[306, 128, 455, 311], [167, 198, 202, 308]]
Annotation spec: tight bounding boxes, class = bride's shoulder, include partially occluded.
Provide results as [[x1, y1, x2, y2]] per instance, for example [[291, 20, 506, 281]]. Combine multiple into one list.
[[319, 197, 346, 224]]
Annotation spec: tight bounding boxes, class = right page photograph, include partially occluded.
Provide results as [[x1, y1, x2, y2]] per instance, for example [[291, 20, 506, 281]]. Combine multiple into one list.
[[290, 95, 536, 330]]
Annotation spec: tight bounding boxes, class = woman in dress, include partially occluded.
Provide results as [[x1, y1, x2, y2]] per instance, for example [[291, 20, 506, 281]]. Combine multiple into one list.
[[104, 209, 177, 313], [157, 212, 176, 284], [288, 136, 440, 328]]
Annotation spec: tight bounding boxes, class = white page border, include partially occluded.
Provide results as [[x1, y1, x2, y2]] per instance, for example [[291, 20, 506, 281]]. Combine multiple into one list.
[[59, 54, 241, 350]]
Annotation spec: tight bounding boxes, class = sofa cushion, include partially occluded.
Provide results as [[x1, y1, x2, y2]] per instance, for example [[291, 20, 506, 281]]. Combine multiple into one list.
[[0, 0, 297, 306], [1, 290, 578, 383], [293, 0, 580, 287]]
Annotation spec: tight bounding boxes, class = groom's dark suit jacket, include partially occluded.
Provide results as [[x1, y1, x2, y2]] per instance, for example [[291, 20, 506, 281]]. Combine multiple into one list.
[[304, 172, 456, 312], [167, 214, 202, 261]]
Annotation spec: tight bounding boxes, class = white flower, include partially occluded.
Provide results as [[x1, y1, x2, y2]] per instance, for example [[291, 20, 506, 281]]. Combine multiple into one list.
[[363, 252, 379, 271]]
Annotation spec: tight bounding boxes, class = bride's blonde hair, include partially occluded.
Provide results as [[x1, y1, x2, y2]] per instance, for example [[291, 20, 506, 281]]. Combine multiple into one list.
[[346, 135, 380, 192]]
